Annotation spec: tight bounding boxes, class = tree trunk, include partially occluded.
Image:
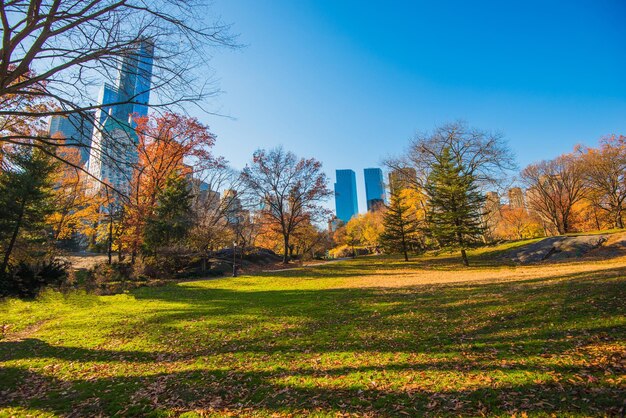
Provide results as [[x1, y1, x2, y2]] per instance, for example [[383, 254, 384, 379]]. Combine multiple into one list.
[[460, 248, 469, 267], [616, 209, 624, 229], [456, 229, 469, 267], [1, 197, 26, 274], [283, 235, 289, 264], [401, 231, 409, 261], [107, 215, 113, 265]]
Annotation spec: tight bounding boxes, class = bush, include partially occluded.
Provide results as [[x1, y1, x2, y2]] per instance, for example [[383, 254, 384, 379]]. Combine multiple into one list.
[[0, 259, 69, 298], [88, 262, 134, 289], [328, 245, 354, 258]]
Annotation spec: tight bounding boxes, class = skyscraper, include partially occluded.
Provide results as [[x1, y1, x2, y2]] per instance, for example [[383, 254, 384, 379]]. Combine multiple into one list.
[[87, 40, 154, 194], [388, 167, 417, 195], [364, 168, 385, 211], [508, 187, 525, 210], [48, 111, 96, 166], [334, 169, 358, 223]]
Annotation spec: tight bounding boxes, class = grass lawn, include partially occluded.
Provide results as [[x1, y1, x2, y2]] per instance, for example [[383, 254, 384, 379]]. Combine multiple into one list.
[[1, 248, 625, 416]]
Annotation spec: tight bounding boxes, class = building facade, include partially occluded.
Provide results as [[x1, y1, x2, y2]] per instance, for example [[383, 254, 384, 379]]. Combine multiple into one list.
[[87, 40, 154, 194], [388, 167, 417, 195], [334, 169, 358, 223], [508, 187, 525, 210], [48, 111, 96, 166], [364, 168, 385, 211]]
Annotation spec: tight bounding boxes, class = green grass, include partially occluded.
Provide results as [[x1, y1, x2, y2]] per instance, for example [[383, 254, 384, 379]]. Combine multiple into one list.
[[1, 251, 625, 417]]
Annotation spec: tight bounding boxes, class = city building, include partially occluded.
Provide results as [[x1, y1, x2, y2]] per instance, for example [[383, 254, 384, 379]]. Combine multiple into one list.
[[364, 168, 385, 211], [191, 178, 221, 212], [327, 216, 343, 233], [222, 189, 245, 225], [334, 169, 358, 223], [48, 111, 96, 166], [508, 187, 525, 210], [388, 167, 417, 195], [483, 191, 502, 241], [87, 40, 154, 194]]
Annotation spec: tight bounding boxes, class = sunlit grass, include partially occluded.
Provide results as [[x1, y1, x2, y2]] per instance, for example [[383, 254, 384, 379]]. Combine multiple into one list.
[[1, 246, 625, 416]]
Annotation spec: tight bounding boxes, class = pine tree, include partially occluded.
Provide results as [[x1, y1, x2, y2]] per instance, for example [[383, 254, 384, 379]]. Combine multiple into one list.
[[425, 147, 485, 266], [380, 191, 420, 261], [0, 146, 58, 275], [143, 173, 193, 257]]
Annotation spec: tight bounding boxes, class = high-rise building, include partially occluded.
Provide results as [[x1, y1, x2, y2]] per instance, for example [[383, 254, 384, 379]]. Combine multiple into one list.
[[388, 167, 417, 195], [334, 169, 358, 223], [364, 168, 385, 211], [87, 40, 154, 194], [508, 187, 525, 210], [48, 112, 96, 166], [483, 191, 502, 241], [222, 189, 245, 225]]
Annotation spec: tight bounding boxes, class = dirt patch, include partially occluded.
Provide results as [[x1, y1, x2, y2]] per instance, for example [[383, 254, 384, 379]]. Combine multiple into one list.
[[1, 319, 51, 342], [326, 256, 626, 289]]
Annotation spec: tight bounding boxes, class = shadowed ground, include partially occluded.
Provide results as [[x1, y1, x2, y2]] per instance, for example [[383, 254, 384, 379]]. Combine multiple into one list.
[[1, 249, 625, 416]]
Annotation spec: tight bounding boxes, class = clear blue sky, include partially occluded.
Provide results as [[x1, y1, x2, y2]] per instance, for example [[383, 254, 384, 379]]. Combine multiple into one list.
[[199, 0, 625, 213]]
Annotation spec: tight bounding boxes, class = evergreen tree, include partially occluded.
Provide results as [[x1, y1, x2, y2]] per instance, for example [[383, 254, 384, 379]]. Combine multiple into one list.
[[143, 172, 193, 257], [424, 147, 485, 266], [0, 146, 57, 275], [380, 191, 420, 261]]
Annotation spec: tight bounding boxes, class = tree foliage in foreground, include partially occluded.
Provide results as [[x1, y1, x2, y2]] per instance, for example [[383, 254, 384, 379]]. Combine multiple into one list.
[[380, 191, 421, 261], [0, 146, 57, 271], [241, 147, 332, 263], [143, 173, 193, 258], [425, 147, 485, 266]]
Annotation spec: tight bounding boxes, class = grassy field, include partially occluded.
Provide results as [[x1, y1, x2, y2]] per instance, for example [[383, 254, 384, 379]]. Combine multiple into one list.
[[1, 248, 625, 417]]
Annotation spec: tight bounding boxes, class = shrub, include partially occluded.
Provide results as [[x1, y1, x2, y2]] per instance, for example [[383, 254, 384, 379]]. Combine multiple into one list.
[[0, 259, 69, 298], [328, 245, 354, 259]]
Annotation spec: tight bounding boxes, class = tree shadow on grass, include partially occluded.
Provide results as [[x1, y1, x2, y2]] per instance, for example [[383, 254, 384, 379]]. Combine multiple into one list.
[[1, 264, 624, 415], [1, 363, 623, 416], [0, 338, 171, 363], [123, 265, 626, 357]]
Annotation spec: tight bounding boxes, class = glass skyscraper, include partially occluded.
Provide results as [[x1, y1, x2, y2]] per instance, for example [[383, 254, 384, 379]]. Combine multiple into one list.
[[88, 40, 154, 194], [48, 111, 96, 166], [364, 168, 385, 211], [334, 169, 358, 223]]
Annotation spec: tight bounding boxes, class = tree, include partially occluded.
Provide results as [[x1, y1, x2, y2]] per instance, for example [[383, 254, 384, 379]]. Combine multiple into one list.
[[143, 172, 193, 258], [0, 1, 236, 163], [0, 145, 57, 274], [522, 153, 585, 235], [380, 191, 420, 261], [494, 206, 544, 240], [47, 147, 104, 245], [386, 121, 516, 191], [188, 166, 244, 272], [341, 211, 385, 255], [241, 147, 332, 263], [123, 113, 219, 261], [578, 135, 626, 229], [425, 147, 485, 266]]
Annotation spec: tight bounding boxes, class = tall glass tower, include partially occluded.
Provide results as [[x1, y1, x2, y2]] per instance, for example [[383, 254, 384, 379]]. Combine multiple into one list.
[[364, 168, 385, 211], [88, 40, 154, 194], [48, 111, 96, 166], [334, 169, 358, 223]]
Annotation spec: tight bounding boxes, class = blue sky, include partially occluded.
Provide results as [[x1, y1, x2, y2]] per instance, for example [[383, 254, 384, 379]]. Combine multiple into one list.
[[199, 0, 625, 213]]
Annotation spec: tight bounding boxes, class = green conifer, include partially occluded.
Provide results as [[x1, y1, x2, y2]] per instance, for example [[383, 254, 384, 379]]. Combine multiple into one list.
[[424, 147, 485, 266], [380, 191, 420, 261]]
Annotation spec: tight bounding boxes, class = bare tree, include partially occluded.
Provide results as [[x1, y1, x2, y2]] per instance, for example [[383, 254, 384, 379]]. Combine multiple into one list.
[[578, 135, 626, 229], [0, 0, 236, 183], [521, 153, 585, 235], [241, 147, 332, 264], [188, 165, 244, 272], [386, 121, 516, 191]]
